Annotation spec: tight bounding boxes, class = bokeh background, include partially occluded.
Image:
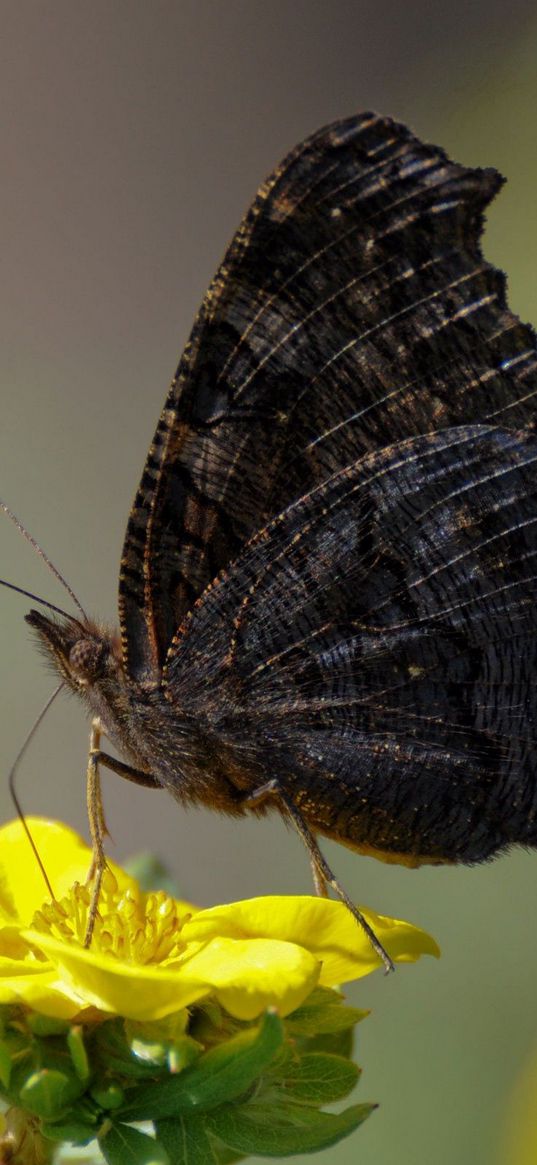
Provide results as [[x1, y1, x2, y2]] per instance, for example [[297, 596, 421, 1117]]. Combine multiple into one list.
[[1, 3, 537, 1162]]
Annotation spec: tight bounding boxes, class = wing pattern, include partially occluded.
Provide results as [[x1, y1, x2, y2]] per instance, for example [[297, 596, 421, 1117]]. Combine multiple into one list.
[[116, 112, 537, 863], [119, 112, 537, 682], [164, 426, 537, 861]]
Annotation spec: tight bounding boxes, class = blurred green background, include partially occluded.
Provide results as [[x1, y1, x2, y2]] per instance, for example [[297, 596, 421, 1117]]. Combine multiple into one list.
[[1, 3, 537, 1162]]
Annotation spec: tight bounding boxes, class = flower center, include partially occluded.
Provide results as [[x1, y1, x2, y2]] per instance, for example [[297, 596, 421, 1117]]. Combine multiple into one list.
[[32, 870, 190, 966]]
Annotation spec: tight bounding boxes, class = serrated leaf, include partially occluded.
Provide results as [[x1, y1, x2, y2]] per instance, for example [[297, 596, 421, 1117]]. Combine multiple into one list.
[[271, 1052, 360, 1104], [118, 1010, 283, 1120], [207, 1099, 375, 1155], [100, 1123, 169, 1165]]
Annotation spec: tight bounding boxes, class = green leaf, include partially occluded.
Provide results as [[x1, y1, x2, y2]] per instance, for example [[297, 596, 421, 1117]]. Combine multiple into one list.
[[42, 1118, 97, 1145], [270, 1052, 360, 1105], [300, 1026, 354, 1058], [94, 1020, 163, 1079], [214, 1149, 244, 1164], [286, 1001, 367, 1037], [100, 1123, 169, 1165], [19, 1066, 85, 1118], [118, 1010, 284, 1120], [156, 1118, 244, 1165], [292, 987, 342, 1008], [207, 1100, 375, 1156], [156, 1116, 220, 1164], [0, 1030, 34, 1098]]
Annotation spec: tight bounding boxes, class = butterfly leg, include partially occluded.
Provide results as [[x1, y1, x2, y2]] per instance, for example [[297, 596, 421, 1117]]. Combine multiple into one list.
[[84, 725, 164, 946], [309, 853, 329, 898], [243, 778, 394, 974], [84, 719, 108, 947], [88, 753, 162, 788]]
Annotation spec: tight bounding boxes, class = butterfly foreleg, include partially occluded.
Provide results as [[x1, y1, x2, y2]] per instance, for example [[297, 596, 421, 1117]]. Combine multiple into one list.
[[88, 751, 163, 788], [83, 722, 164, 946], [84, 719, 108, 947], [243, 778, 394, 974], [309, 853, 329, 898]]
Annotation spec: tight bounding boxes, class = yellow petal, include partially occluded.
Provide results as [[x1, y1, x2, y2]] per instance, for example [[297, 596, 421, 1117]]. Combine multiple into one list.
[[183, 895, 439, 983], [23, 930, 212, 1022], [0, 966, 87, 1018], [22, 930, 319, 1023], [0, 819, 136, 925], [183, 936, 321, 1020], [0, 819, 438, 1027]]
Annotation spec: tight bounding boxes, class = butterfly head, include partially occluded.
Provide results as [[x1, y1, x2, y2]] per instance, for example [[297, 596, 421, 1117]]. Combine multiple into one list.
[[25, 609, 119, 693]]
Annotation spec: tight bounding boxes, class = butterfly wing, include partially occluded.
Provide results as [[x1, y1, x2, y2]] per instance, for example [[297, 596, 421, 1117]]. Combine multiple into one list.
[[119, 112, 537, 683], [163, 425, 537, 862]]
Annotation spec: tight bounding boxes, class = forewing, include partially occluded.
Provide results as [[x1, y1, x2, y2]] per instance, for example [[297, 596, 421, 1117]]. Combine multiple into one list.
[[164, 426, 537, 859], [119, 113, 537, 682]]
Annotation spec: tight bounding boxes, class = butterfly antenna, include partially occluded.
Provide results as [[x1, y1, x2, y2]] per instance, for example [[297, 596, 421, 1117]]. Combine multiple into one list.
[[8, 683, 64, 902], [0, 578, 82, 623], [0, 499, 88, 621]]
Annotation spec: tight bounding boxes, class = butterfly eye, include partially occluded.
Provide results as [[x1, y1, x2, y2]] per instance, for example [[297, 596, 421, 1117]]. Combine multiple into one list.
[[69, 639, 106, 682]]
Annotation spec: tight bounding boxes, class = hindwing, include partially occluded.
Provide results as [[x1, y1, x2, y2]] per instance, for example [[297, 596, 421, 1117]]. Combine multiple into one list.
[[163, 426, 537, 860]]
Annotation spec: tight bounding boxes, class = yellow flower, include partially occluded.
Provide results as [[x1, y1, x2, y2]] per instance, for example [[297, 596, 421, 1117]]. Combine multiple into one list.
[[0, 818, 439, 1024]]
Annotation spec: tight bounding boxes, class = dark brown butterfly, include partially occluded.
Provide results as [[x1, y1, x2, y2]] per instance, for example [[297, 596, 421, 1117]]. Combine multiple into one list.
[[24, 112, 537, 969]]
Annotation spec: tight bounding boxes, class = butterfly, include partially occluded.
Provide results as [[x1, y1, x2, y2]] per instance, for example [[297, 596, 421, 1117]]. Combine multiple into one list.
[[24, 112, 537, 969]]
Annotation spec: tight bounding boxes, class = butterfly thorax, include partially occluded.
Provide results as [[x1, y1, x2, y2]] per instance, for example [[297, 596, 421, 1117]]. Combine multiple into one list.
[[25, 608, 264, 811]]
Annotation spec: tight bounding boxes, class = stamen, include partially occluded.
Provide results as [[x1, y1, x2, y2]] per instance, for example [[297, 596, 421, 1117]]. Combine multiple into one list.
[[32, 871, 190, 965]]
